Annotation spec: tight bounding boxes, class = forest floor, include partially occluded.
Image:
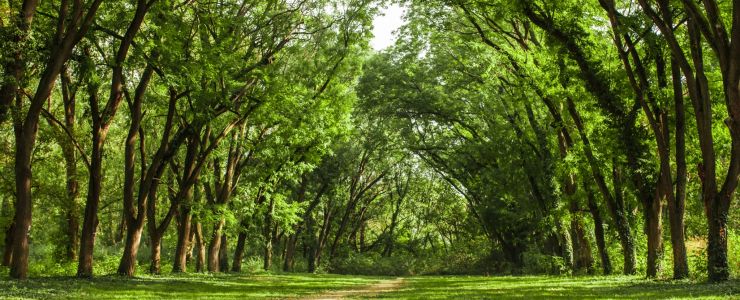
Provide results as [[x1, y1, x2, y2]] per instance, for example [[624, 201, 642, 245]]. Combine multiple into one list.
[[0, 273, 738, 299]]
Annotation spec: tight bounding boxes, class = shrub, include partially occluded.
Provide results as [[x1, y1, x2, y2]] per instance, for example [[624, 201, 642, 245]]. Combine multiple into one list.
[[329, 252, 417, 276], [522, 251, 567, 275]]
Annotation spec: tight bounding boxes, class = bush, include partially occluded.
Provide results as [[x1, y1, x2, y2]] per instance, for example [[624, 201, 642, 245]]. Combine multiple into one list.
[[329, 252, 418, 276], [522, 251, 567, 275]]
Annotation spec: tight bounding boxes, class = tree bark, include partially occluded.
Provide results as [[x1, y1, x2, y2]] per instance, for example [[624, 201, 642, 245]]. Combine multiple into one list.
[[117, 221, 145, 276], [586, 185, 612, 275], [636, 0, 739, 281], [566, 97, 636, 275], [194, 221, 206, 273], [47, 71, 81, 262], [2, 222, 14, 267], [569, 199, 594, 273], [669, 56, 689, 279], [77, 0, 150, 277], [149, 232, 162, 275], [219, 234, 229, 272], [172, 208, 192, 273], [12, 0, 103, 276], [207, 219, 225, 272], [232, 231, 247, 273], [283, 234, 298, 272], [263, 197, 274, 271]]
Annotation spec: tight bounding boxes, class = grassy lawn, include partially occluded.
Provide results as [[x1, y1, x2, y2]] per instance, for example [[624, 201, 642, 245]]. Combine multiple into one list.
[[371, 275, 740, 299], [0, 273, 386, 299], [0, 274, 738, 299]]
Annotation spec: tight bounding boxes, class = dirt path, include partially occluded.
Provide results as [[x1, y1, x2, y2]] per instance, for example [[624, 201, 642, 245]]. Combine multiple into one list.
[[301, 277, 406, 299]]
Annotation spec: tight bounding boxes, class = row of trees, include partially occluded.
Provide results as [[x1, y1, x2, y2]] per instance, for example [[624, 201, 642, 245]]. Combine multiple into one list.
[[1, 0, 738, 283], [1, 0, 473, 282], [0, 0, 382, 279], [359, 0, 738, 282]]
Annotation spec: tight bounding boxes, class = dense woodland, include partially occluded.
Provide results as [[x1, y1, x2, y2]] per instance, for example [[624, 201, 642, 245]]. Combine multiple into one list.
[[0, 0, 738, 284]]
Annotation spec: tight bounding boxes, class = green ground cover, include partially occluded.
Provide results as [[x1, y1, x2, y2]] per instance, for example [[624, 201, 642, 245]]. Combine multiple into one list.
[[1, 274, 738, 299], [0, 274, 384, 299], [372, 276, 740, 299]]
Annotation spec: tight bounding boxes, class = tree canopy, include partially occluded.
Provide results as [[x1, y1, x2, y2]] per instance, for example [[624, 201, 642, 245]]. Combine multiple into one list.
[[0, 0, 738, 284]]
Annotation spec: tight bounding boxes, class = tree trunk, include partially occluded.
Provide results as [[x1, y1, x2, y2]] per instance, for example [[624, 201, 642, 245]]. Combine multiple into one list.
[[263, 236, 273, 271], [11, 125, 36, 280], [306, 211, 317, 273], [117, 219, 145, 276], [556, 220, 574, 270], [232, 231, 247, 273], [194, 221, 206, 273], [172, 208, 192, 273], [219, 234, 229, 272], [566, 97, 635, 275], [707, 200, 730, 282], [586, 186, 612, 275], [645, 189, 663, 278], [186, 227, 196, 265], [669, 56, 689, 279], [315, 206, 332, 269], [207, 219, 225, 272], [52, 72, 81, 262], [2, 222, 14, 267], [569, 200, 594, 273], [263, 198, 274, 271], [360, 222, 368, 253], [283, 234, 297, 272], [611, 165, 637, 275], [149, 232, 162, 275], [77, 131, 103, 278]]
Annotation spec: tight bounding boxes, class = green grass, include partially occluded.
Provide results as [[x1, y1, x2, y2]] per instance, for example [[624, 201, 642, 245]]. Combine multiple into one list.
[[0, 274, 738, 299], [370, 275, 740, 299], [0, 273, 386, 299]]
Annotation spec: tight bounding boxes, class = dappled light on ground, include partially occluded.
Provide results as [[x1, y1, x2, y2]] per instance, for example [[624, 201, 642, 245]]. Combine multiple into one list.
[[1, 274, 737, 299]]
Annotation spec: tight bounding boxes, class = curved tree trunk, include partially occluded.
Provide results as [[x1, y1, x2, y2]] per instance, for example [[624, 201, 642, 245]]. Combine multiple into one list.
[[117, 220, 145, 275]]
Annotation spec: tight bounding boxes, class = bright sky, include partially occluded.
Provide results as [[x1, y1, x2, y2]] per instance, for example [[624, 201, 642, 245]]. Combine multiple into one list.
[[370, 4, 406, 51]]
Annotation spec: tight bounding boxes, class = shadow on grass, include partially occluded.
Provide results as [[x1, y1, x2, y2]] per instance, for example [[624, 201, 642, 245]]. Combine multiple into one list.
[[370, 276, 740, 299], [1, 274, 737, 299], [0, 273, 385, 299]]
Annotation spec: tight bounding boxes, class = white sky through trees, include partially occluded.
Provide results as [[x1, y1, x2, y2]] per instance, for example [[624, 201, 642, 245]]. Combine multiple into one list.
[[370, 4, 406, 50]]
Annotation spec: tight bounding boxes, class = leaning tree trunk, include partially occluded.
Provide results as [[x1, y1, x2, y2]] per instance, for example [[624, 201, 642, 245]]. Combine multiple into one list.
[[567, 97, 635, 275], [117, 218, 146, 276], [586, 186, 612, 275]]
